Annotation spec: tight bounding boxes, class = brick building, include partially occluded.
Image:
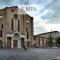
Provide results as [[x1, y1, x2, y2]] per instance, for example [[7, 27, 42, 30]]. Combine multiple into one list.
[[33, 31, 60, 48], [0, 6, 33, 48], [33, 35, 48, 48]]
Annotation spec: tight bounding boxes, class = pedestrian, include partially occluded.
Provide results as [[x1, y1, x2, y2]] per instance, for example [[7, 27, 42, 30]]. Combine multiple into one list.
[[25, 47, 27, 51], [24, 45, 27, 51]]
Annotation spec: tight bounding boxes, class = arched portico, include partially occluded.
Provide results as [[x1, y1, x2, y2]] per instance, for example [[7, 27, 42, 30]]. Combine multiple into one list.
[[12, 32, 21, 48], [6, 32, 25, 48]]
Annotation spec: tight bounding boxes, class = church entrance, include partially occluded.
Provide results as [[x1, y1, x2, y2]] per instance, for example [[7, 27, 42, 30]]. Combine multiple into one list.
[[13, 40, 18, 48], [13, 32, 20, 48], [7, 32, 25, 48]]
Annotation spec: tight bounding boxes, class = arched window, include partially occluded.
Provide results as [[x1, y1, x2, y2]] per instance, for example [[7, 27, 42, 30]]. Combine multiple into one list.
[[0, 30, 2, 37], [18, 19, 20, 31], [26, 28, 29, 39], [2, 24, 3, 29], [11, 19, 13, 30], [13, 33, 20, 40], [27, 32, 29, 39]]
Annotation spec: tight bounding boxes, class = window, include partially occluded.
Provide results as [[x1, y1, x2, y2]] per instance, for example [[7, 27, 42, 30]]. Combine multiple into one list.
[[27, 32, 29, 39], [21, 38, 24, 48], [11, 9, 14, 12], [14, 14, 18, 19], [2, 24, 3, 29], [27, 41, 30, 47], [11, 19, 13, 30], [26, 28, 29, 39], [0, 30, 2, 37], [34, 43, 37, 47], [18, 19, 20, 31], [26, 28, 28, 31]]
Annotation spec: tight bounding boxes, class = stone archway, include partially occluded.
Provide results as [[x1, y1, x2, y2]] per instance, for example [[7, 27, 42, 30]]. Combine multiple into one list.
[[13, 32, 20, 48], [7, 32, 25, 48]]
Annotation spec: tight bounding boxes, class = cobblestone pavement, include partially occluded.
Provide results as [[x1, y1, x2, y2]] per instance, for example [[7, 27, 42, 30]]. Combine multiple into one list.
[[0, 48, 60, 60]]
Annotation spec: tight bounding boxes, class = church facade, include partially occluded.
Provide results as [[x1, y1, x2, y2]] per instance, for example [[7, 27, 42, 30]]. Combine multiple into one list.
[[0, 6, 33, 48]]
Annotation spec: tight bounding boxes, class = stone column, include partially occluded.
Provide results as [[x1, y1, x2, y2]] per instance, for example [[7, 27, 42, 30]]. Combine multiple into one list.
[[11, 39, 13, 48], [17, 40, 21, 48]]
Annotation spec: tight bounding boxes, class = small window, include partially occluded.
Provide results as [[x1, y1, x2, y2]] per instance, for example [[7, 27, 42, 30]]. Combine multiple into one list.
[[34, 43, 37, 47], [34, 37, 36, 40], [26, 28, 28, 31], [27, 41, 30, 47], [27, 32, 29, 39], [0, 30, 2, 37], [14, 14, 18, 19], [11, 9, 14, 12], [11, 19, 13, 30], [26, 28, 29, 39], [2, 24, 3, 29], [18, 19, 20, 31]]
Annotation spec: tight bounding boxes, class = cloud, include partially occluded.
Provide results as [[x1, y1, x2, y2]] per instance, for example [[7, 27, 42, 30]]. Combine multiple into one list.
[[41, 0, 60, 24], [0, 0, 60, 34], [43, 23, 60, 32], [0, 0, 20, 7], [34, 25, 47, 35], [18, 0, 48, 5], [19, 0, 33, 5], [0, 0, 13, 5], [40, 0, 57, 13]]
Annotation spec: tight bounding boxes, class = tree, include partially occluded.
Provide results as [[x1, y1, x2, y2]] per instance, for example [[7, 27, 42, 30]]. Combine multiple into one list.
[[54, 37, 58, 47], [56, 36, 60, 47], [48, 36, 53, 47]]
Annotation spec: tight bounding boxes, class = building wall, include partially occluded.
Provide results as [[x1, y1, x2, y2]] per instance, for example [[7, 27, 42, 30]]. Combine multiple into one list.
[[39, 31, 60, 38], [0, 9, 6, 47], [39, 37, 48, 47], [33, 36, 39, 48], [0, 6, 33, 48], [33, 35, 48, 48], [33, 31, 60, 48], [20, 14, 33, 48]]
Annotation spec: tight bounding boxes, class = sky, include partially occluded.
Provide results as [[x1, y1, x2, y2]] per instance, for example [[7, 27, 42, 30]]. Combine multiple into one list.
[[0, 0, 60, 35]]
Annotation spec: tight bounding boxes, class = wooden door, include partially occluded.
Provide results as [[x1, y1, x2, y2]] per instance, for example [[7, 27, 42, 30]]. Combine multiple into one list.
[[13, 40, 18, 48]]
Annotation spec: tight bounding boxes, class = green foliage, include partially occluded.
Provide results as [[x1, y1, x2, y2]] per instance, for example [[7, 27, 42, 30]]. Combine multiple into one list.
[[55, 36, 60, 47], [48, 36, 53, 47]]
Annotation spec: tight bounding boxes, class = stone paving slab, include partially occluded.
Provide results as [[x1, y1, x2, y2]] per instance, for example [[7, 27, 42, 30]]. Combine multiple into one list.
[[0, 48, 60, 60]]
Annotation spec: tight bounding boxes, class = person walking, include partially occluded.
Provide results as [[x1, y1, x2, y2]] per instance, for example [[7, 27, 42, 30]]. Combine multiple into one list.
[[24, 45, 27, 51]]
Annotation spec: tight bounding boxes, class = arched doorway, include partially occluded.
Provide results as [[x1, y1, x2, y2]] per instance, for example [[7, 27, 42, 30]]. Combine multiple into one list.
[[0, 40, 3, 48], [7, 37, 12, 48], [27, 41, 30, 48], [7, 32, 25, 48], [21, 38, 24, 48], [13, 40, 18, 48], [13, 32, 20, 48]]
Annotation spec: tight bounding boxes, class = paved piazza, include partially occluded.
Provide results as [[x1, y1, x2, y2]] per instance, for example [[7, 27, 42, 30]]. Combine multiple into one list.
[[0, 48, 60, 60]]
